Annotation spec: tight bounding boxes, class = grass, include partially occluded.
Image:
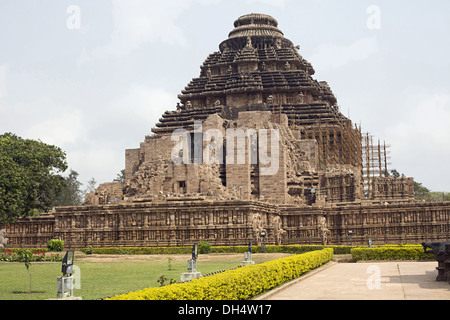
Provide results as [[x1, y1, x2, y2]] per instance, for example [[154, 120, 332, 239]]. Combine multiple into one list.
[[0, 253, 288, 300]]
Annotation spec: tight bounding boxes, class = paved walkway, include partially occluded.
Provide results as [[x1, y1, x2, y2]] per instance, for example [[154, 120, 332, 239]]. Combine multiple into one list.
[[257, 261, 450, 300]]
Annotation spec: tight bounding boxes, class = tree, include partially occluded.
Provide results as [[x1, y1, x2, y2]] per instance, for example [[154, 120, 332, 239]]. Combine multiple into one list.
[[414, 181, 431, 201], [390, 169, 401, 178], [84, 177, 97, 199], [0, 133, 68, 224], [53, 170, 84, 207], [19, 250, 33, 293], [113, 169, 126, 183]]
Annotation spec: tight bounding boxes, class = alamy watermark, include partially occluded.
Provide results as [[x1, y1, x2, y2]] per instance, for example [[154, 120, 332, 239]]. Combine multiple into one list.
[[366, 265, 381, 290], [367, 5, 382, 30], [66, 5, 81, 30], [171, 121, 280, 176]]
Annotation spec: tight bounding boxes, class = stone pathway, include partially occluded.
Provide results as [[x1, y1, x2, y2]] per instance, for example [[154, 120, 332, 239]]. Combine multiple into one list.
[[257, 261, 450, 300]]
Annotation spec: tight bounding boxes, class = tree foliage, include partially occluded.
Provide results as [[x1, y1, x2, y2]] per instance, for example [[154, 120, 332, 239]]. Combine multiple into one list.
[[414, 181, 431, 200], [52, 169, 84, 207], [113, 169, 125, 183], [85, 177, 97, 194], [0, 133, 68, 223]]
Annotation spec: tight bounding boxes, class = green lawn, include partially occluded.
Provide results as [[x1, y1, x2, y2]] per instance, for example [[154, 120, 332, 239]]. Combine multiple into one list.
[[0, 253, 284, 300]]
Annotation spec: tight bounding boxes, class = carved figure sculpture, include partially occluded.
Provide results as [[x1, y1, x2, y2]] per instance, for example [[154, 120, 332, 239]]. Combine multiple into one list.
[[317, 215, 331, 245], [0, 229, 8, 248]]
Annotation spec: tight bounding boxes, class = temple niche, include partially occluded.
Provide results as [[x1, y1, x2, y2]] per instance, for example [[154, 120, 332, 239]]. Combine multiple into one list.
[[86, 13, 414, 207]]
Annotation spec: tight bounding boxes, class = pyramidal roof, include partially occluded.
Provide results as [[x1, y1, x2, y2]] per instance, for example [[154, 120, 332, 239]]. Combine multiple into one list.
[[152, 14, 344, 135], [227, 13, 284, 39], [178, 13, 335, 102]]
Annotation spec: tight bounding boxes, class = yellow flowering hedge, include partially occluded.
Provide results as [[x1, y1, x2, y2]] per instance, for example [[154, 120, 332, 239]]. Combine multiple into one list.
[[108, 248, 333, 300]]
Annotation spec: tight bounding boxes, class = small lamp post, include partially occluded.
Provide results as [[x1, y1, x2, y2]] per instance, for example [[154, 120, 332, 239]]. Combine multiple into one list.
[[57, 250, 75, 298], [62, 250, 74, 276], [192, 243, 198, 261]]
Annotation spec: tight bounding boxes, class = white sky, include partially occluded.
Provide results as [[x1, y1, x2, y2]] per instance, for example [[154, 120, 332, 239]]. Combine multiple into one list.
[[1, 0, 449, 192]]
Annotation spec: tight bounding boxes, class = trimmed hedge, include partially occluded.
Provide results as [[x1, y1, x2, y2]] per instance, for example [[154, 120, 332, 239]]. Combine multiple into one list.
[[351, 245, 434, 261], [47, 239, 64, 252], [80, 244, 353, 255], [107, 248, 334, 300]]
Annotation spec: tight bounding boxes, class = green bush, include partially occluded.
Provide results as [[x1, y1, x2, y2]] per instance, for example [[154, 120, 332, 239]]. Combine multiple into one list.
[[351, 246, 434, 261], [47, 239, 64, 252], [198, 241, 212, 254], [83, 246, 94, 255], [108, 248, 334, 300]]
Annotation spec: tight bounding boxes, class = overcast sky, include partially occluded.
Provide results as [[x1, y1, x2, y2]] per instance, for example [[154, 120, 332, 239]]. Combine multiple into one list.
[[1, 0, 449, 192]]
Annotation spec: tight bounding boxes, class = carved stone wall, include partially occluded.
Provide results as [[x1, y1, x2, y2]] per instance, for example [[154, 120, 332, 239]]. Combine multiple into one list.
[[0, 200, 281, 249], [371, 176, 415, 201], [1, 215, 55, 248], [2, 201, 449, 249], [281, 202, 450, 245]]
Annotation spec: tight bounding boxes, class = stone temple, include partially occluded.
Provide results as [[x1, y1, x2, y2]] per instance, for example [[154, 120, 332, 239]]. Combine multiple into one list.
[[88, 13, 414, 206], [2, 14, 449, 248]]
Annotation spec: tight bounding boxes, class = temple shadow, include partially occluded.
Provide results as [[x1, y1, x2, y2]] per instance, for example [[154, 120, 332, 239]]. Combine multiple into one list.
[[387, 269, 450, 291]]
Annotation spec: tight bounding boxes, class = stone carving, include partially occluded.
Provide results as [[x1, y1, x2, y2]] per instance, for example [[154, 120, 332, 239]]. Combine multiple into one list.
[[0, 229, 8, 248], [285, 61, 291, 70], [317, 215, 331, 245], [275, 38, 282, 49], [271, 216, 285, 245], [245, 36, 253, 48], [298, 92, 304, 104], [422, 242, 450, 282], [250, 213, 263, 240]]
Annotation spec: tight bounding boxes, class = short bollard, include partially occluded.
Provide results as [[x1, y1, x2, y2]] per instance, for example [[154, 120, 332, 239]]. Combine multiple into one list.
[[57, 276, 74, 298], [180, 243, 202, 282], [240, 241, 255, 266]]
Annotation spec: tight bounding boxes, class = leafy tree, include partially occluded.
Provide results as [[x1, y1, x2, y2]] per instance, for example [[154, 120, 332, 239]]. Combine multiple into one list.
[[19, 250, 33, 293], [414, 181, 431, 201], [390, 169, 401, 178], [53, 170, 84, 207], [0, 133, 68, 223], [113, 169, 126, 183], [85, 177, 97, 194]]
